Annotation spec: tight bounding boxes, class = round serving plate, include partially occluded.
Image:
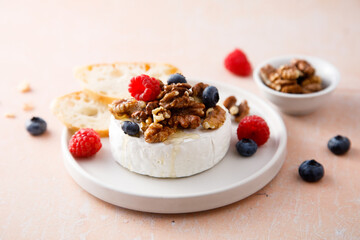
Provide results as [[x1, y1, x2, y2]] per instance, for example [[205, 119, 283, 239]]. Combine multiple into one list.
[[62, 79, 287, 214]]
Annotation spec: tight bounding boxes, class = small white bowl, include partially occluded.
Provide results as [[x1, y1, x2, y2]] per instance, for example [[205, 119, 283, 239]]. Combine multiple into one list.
[[253, 55, 340, 115]]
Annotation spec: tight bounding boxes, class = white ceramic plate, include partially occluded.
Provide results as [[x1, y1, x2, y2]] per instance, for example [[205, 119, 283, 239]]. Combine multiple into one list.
[[62, 80, 287, 214]]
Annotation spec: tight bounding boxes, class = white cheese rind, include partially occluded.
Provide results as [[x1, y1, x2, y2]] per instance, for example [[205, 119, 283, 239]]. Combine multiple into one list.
[[109, 111, 231, 178]]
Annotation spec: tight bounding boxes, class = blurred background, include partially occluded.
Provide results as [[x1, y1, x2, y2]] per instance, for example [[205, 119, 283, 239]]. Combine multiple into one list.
[[1, 0, 359, 93]]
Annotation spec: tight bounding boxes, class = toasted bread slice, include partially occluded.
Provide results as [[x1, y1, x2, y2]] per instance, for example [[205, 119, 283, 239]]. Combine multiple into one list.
[[74, 62, 180, 104], [51, 91, 111, 137]]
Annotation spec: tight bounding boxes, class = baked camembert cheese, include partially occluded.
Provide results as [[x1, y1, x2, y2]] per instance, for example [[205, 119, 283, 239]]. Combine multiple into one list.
[[109, 76, 231, 178]]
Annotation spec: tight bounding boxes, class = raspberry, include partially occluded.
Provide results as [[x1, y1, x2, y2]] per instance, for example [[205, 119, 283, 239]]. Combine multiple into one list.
[[69, 128, 102, 158], [224, 49, 252, 76], [237, 115, 270, 146], [128, 74, 161, 101]]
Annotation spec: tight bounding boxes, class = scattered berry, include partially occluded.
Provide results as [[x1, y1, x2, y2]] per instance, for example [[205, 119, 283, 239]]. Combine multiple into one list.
[[237, 115, 270, 146], [327, 135, 351, 155], [298, 159, 324, 182], [128, 74, 161, 102], [69, 128, 102, 158], [224, 49, 252, 76], [202, 86, 219, 108], [167, 73, 187, 84], [121, 121, 140, 136], [236, 139, 258, 157], [26, 117, 47, 136]]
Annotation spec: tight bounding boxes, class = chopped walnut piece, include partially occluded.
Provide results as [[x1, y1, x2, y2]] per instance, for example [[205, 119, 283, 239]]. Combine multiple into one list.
[[161, 90, 180, 103], [140, 117, 153, 132], [165, 83, 192, 91], [144, 123, 176, 143], [110, 98, 146, 119], [145, 101, 159, 115], [280, 84, 303, 93], [234, 100, 250, 122], [260, 65, 282, 88], [172, 102, 205, 117], [301, 75, 322, 93], [152, 106, 171, 123], [191, 82, 209, 98], [278, 65, 302, 80], [292, 59, 315, 77], [223, 96, 250, 122], [202, 105, 226, 129], [259, 65, 277, 85], [160, 94, 192, 109], [167, 114, 201, 129], [272, 79, 296, 86], [302, 84, 322, 93], [157, 83, 191, 100], [272, 79, 298, 92], [269, 72, 281, 82], [17, 81, 31, 93], [131, 110, 148, 122], [158, 83, 195, 109], [223, 96, 237, 110], [158, 83, 206, 119]]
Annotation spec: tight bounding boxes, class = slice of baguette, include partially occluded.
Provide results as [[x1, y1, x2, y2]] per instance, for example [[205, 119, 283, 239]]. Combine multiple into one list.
[[74, 62, 180, 104], [51, 91, 111, 137]]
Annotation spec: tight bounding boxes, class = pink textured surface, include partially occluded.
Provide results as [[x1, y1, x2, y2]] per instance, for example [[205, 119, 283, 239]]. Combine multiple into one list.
[[1, 0, 359, 239]]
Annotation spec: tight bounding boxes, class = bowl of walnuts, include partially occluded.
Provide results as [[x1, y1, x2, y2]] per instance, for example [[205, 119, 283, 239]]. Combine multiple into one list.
[[253, 55, 340, 115]]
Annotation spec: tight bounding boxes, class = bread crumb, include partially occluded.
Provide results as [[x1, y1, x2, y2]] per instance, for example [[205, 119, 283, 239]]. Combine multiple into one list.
[[5, 113, 16, 118], [23, 103, 34, 111], [17, 81, 31, 93]]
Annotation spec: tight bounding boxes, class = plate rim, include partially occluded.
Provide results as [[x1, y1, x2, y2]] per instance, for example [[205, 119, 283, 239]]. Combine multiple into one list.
[[61, 79, 287, 205]]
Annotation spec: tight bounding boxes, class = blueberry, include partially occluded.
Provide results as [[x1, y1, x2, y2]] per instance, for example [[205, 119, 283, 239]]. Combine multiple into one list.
[[236, 138, 258, 157], [298, 159, 324, 182], [26, 117, 47, 136], [327, 135, 351, 155], [167, 73, 187, 84], [202, 86, 219, 108], [121, 121, 139, 136]]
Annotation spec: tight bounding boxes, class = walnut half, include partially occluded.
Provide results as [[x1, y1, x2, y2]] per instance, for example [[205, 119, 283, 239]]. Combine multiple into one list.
[[144, 123, 176, 143], [202, 105, 226, 129], [110, 98, 146, 119], [167, 114, 201, 129], [291, 59, 315, 77]]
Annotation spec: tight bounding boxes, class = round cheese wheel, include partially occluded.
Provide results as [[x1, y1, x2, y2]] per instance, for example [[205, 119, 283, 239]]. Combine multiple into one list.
[[109, 111, 231, 178]]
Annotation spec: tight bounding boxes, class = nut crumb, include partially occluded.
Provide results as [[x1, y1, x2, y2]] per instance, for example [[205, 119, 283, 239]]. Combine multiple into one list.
[[23, 103, 34, 111], [5, 113, 16, 118], [17, 81, 31, 93]]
